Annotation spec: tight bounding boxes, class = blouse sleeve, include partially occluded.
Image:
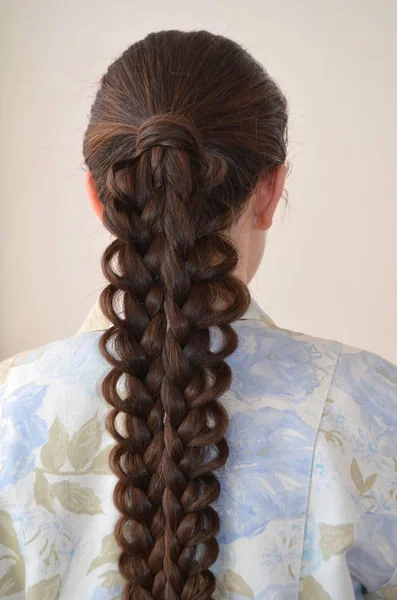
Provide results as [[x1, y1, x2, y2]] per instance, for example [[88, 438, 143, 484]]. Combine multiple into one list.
[[0, 355, 26, 599], [329, 345, 397, 595]]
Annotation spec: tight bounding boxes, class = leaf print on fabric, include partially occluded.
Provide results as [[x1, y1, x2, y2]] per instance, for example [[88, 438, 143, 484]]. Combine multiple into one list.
[[41, 417, 69, 472], [34, 470, 56, 513], [333, 350, 397, 455], [216, 570, 254, 597], [87, 532, 118, 575], [319, 523, 354, 561], [99, 570, 123, 589], [87, 533, 121, 600], [41, 542, 59, 567], [217, 406, 315, 543], [319, 428, 343, 448], [0, 511, 23, 559], [346, 512, 397, 591], [52, 481, 103, 515], [0, 382, 48, 489], [350, 458, 377, 496], [0, 563, 25, 598], [67, 413, 102, 471], [34, 414, 110, 479], [230, 323, 325, 403], [299, 576, 332, 599], [0, 511, 25, 597], [27, 574, 61, 600], [88, 445, 112, 475], [376, 584, 397, 599]]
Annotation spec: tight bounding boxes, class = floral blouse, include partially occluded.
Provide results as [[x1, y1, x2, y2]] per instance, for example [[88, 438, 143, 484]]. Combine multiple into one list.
[[1, 297, 397, 600]]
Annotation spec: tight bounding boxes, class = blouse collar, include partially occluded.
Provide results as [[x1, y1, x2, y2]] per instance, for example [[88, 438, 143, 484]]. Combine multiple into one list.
[[78, 293, 275, 334]]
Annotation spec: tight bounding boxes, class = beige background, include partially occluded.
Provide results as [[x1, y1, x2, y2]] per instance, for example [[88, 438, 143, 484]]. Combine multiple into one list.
[[1, 0, 396, 363]]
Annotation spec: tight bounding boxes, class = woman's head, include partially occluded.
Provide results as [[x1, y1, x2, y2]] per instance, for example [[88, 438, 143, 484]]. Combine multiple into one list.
[[84, 29, 287, 285], [83, 30, 287, 600]]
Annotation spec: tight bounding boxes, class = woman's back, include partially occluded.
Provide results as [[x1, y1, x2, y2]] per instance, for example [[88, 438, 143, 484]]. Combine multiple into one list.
[[1, 297, 396, 599]]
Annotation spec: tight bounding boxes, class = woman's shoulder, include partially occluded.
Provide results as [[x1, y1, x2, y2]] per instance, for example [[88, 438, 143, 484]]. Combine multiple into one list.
[[329, 342, 397, 426], [0, 331, 110, 493], [242, 315, 396, 402], [0, 330, 107, 405]]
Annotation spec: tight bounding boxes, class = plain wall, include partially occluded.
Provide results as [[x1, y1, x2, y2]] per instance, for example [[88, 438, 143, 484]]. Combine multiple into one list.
[[1, 0, 396, 363]]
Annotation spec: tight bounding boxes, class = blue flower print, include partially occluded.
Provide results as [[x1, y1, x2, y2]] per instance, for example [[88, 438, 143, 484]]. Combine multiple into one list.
[[313, 462, 326, 477], [229, 322, 325, 403], [346, 512, 397, 591], [216, 406, 315, 543], [311, 449, 336, 495], [0, 382, 48, 489], [349, 427, 391, 473], [301, 515, 322, 576], [260, 524, 301, 581], [334, 350, 397, 456], [6, 509, 36, 554], [58, 532, 86, 561]]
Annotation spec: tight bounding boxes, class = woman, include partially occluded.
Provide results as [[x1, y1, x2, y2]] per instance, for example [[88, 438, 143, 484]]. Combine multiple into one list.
[[0, 29, 396, 600]]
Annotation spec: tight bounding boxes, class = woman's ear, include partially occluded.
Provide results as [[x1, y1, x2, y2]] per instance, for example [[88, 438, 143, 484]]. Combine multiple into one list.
[[85, 171, 104, 220], [254, 164, 287, 230]]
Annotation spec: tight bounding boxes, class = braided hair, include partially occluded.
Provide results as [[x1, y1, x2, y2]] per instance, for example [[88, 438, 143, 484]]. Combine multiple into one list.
[[83, 30, 287, 600]]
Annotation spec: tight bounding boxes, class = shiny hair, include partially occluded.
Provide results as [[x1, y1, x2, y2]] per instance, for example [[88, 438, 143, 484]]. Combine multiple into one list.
[[83, 29, 287, 600]]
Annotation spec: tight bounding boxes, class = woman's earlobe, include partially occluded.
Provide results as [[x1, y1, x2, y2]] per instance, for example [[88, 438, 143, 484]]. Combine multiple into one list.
[[253, 213, 270, 231], [252, 176, 275, 231], [85, 171, 104, 220], [258, 164, 286, 231]]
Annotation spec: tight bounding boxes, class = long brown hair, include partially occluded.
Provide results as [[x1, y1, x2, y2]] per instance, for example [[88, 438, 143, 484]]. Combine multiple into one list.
[[83, 30, 287, 600]]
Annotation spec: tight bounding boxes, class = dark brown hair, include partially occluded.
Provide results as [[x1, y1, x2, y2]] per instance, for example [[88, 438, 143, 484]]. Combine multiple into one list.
[[83, 30, 287, 600]]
